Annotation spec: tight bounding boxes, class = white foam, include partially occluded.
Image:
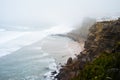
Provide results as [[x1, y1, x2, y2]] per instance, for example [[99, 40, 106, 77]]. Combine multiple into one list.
[[48, 63, 58, 70], [0, 31, 48, 58], [0, 25, 73, 58], [0, 31, 26, 44], [0, 47, 21, 57], [43, 58, 59, 80]]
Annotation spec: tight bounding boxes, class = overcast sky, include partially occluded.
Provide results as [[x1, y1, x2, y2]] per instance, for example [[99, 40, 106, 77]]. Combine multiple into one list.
[[0, 0, 120, 26]]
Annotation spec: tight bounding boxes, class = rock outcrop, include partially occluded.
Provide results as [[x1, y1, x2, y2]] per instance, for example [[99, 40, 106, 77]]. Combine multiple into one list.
[[55, 18, 120, 80]]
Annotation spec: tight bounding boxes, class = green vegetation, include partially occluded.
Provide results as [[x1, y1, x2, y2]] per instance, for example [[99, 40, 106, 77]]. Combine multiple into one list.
[[72, 42, 120, 80]]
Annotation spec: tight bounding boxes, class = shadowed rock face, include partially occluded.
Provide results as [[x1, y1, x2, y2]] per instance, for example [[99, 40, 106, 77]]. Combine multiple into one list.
[[55, 18, 120, 80]]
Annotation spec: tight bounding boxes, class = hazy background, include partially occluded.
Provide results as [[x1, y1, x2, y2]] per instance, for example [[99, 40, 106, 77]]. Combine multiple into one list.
[[0, 0, 120, 29], [0, 1, 120, 79]]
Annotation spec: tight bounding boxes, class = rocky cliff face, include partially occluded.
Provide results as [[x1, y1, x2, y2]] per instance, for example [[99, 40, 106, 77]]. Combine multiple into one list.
[[55, 18, 120, 80]]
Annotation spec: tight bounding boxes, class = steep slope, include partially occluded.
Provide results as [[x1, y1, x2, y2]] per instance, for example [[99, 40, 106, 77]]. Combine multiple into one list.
[[56, 18, 120, 80]]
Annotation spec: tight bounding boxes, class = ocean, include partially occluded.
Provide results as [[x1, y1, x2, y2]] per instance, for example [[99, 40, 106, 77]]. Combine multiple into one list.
[[0, 25, 82, 80]]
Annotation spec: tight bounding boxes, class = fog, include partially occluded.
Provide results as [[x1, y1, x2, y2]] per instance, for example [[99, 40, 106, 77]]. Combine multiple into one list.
[[0, 0, 120, 29]]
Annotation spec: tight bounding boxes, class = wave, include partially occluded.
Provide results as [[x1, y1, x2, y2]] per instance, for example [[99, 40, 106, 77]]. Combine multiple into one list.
[[0, 25, 74, 58], [0, 31, 47, 58], [43, 58, 59, 80]]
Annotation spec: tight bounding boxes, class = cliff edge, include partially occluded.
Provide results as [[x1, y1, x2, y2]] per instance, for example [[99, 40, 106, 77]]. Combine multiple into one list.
[[55, 18, 120, 80]]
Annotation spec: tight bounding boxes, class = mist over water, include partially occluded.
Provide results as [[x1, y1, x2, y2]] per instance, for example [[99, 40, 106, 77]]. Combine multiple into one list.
[[0, 0, 120, 80], [0, 24, 75, 80]]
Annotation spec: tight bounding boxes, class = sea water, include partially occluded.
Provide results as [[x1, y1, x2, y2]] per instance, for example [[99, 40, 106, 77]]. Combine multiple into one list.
[[0, 25, 81, 80]]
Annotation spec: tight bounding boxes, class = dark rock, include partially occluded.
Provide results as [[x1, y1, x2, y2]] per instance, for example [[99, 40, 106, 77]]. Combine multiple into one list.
[[66, 57, 73, 65], [56, 18, 120, 80], [51, 71, 57, 75]]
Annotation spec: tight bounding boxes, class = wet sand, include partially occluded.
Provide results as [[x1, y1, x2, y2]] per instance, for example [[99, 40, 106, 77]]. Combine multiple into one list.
[[0, 35, 84, 80], [39, 36, 84, 64]]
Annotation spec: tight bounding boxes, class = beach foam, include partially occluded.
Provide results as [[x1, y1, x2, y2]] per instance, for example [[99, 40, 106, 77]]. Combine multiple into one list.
[[0, 25, 76, 80], [0, 31, 47, 58], [43, 58, 59, 80], [0, 25, 74, 58]]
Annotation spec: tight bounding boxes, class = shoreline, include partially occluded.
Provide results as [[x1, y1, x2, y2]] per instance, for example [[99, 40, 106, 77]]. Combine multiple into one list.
[[39, 35, 84, 80], [55, 18, 120, 80], [40, 35, 84, 64]]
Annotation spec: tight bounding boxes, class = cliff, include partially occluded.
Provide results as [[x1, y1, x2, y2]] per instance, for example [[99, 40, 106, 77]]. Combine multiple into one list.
[[66, 18, 96, 43], [55, 18, 120, 80]]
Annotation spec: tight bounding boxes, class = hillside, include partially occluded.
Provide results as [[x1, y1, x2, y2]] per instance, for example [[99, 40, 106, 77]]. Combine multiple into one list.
[[55, 18, 120, 80]]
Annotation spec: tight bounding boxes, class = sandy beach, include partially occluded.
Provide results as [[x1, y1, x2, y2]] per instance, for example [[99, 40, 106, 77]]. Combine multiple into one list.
[[40, 35, 84, 64], [0, 34, 84, 80]]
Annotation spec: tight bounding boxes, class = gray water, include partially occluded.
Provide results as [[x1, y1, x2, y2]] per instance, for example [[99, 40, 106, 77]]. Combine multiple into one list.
[[0, 35, 80, 80], [0, 42, 50, 80]]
